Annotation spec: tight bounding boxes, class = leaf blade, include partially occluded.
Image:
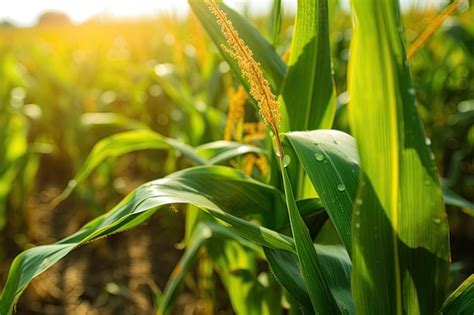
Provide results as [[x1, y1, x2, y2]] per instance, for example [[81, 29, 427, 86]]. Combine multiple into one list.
[[287, 129, 359, 256], [348, 1, 450, 313], [0, 166, 292, 314], [189, 1, 286, 95], [280, 0, 335, 132]]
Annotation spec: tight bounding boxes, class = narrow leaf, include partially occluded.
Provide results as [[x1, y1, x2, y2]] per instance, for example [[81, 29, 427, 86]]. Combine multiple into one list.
[[196, 140, 266, 165], [264, 248, 313, 313], [270, 0, 282, 47], [287, 130, 358, 255], [280, 164, 338, 313], [189, 0, 287, 95], [158, 221, 260, 314], [280, 0, 336, 132], [440, 275, 474, 315]]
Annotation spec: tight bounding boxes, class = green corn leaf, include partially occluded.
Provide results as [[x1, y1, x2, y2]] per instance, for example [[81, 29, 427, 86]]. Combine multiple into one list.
[[51, 131, 264, 208], [440, 275, 474, 315], [196, 140, 267, 165], [280, 0, 336, 200], [287, 130, 466, 254], [349, 1, 450, 314], [287, 130, 359, 255], [49, 129, 205, 208], [264, 247, 313, 313], [280, 0, 335, 132], [280, 163, 340, 313], [270, 0, 282, 47], [189, 0, 287, 95], [80, 112, 149, 130], [207, 238, 278, 315], [0, 113, 29, 230], [0, 166, 292, 314], [158, 221, 260, 314], [265, 243, 353, 314], [442, 184, 474, 215], [156, 224, 212, 314], [157, 222, 212, 314]]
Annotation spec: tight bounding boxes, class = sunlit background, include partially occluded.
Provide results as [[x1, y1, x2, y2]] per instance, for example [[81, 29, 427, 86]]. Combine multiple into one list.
[[0, 0, 453, 26]]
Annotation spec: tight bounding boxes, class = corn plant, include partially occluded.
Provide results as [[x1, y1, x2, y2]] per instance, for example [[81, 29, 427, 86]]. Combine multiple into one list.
[[1, 0, 473, 314]]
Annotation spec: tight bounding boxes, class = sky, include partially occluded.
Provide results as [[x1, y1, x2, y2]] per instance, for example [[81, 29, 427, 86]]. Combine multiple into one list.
[[0, 0, 451, 27], [0, 0, 279, 26]]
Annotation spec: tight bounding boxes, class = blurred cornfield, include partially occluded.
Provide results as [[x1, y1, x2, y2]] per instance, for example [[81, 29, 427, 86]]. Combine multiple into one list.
[[0, 1, 473, 314]]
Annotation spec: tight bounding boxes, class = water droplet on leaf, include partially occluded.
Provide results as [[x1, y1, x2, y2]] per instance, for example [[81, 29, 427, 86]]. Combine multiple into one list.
[[337, 184, 346, 191], [282, 155, 291, 167], [425, 137, 431, 146], [432, 217, 441, 224], [314, 153, 324, 161]]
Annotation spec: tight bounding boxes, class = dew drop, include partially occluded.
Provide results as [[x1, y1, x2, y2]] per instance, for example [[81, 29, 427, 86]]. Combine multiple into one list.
[[68, 179, 77, 187], [425, 137, 431, 146], [355, 223, 360, 229], [408, 88, 416, 96], [314, 153, 324, 161], [430, 152, 435, 160], [432, 217, 441, 224], [282, 155, 291, 167], [356, 198, 363, 206], [337, 184, 346, 192], [424, 180, 431, 186]]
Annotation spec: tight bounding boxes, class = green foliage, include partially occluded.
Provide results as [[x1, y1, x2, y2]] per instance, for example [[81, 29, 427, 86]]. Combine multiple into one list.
[[190, 1, 286, 97], [440, 275, 474, 315], [0, 165, 288, 313], [0, 0, 472, 314], [280, 0, 335, 133], [348, 1, 450, 313], [280, 162, 339, 313]]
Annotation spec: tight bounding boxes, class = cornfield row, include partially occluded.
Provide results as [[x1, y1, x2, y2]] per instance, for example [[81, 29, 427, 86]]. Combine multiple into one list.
[[0, 0, 473, 314]]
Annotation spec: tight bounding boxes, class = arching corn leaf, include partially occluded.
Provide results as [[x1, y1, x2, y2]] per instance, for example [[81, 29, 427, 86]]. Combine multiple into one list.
[[0, 166, 290, 314], [196, 140, 267, 165], [80, 112, 149, 130], [51, 131, 264, 208]]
